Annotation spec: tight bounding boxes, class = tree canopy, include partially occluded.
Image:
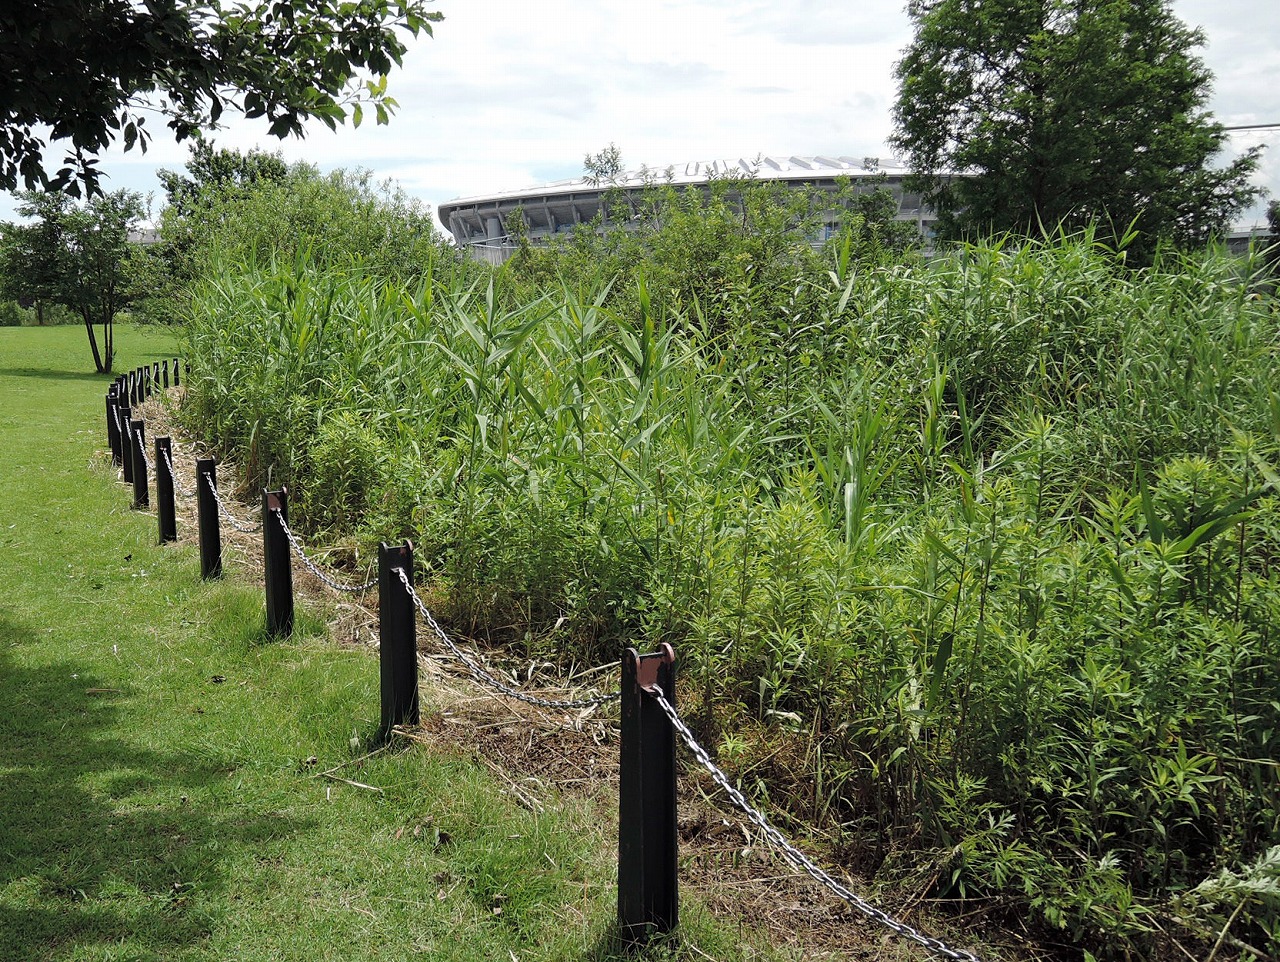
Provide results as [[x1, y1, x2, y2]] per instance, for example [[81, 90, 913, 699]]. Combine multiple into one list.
[[890, 0, 1262, 257], [0, 1, 440, 197]]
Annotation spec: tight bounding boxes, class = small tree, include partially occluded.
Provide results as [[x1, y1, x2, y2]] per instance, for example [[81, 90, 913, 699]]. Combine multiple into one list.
[[583, 143, 625, 187], [3, 190, 144, 372], [62, 192, 147, 372], [0, 192, 67, 325]]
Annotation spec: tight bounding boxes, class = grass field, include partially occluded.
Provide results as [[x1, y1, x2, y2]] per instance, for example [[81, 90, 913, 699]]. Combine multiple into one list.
[[0, 326, 824, 962]]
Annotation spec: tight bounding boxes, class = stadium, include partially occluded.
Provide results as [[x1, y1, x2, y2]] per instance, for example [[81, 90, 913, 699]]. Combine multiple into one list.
[[437, 155, 939, 264]]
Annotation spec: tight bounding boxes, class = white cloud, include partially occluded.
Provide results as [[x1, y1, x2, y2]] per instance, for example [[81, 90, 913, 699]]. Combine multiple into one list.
[[2, 0, 1277, 231]]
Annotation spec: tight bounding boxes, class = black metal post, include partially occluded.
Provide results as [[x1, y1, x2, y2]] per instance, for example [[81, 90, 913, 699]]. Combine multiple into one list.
[[106, 390, 122, 466], [120, 409, 135, 483], [173, 357, 180, 387], [195, 457, 222, 579], [151, 362, 159, 392], [155, 437, 177, 543], [130, 418, 148, 509], [378, 541, 420, 740], [618, 643, 678, 945], [162, 359, 169, 388], [262, 487, 294, 637]]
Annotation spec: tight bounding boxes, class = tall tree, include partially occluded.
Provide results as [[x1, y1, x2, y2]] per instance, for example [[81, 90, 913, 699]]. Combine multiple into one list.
[[890, 0, 1262, 258], [0, 1, 440, 197], [145, 142, 291, 316], [157, 141, 290, 221]]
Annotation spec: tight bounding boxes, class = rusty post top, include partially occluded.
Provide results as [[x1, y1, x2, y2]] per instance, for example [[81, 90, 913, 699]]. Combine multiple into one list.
[[632, 643, 676, 693], [265, 490, 283, 511]]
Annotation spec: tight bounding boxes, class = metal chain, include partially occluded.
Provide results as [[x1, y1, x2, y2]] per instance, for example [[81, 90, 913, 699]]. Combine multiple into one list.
[[201, 472, 264, 533], [162, 449, 197, 499], [650, 687, 983, 962], [272, 509, 377, 594], [395, 567, 620, 710]]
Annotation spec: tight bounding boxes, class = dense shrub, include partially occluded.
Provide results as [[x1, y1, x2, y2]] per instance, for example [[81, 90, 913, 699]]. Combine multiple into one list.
[[181, 220, 1280, 958], [499, 174, 920, 336], [150, 156, 483, 324]]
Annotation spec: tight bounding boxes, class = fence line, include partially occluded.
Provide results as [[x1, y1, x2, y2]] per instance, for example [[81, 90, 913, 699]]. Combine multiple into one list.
[[201, 472, 263, 533], [273, 509, 377, 594], [395, 567, 622, 711], [101, 364, 983, 962], [162, 448, 196, 499], [651, 687, 982, 962]]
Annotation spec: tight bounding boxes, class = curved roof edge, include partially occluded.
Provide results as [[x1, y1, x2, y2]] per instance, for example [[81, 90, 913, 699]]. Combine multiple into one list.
[[439, 155, 910, 210]]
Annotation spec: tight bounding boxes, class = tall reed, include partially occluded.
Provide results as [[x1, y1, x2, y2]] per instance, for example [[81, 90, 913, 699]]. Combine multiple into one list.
[[182, 230, 1280, 959]]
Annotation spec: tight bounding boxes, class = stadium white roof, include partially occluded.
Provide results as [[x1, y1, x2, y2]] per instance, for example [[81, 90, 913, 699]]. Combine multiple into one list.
[[441, 155, 910, 207], [437, 155, 930, 261]]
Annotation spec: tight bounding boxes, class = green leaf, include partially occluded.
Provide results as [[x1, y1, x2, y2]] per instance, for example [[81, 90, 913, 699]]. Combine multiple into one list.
[[926, 632, 953, 710]]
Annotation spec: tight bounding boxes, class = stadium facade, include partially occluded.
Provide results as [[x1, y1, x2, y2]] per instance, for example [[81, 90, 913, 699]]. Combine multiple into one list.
[[437, 155, 938, 264]]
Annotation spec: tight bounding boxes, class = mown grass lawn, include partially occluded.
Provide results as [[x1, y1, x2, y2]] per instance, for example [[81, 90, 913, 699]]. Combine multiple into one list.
[[0, 326, 806, 962]]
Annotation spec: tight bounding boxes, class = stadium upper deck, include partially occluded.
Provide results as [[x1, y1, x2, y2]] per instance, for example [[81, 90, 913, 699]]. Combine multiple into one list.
[[437, 155, 939, 263]]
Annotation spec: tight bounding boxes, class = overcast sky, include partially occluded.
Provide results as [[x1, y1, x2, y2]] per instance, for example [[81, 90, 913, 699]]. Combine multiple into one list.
[[3, 0, 1278, 232]]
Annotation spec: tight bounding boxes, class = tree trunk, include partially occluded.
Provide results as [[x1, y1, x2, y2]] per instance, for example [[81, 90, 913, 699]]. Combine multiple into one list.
[[82, 312, 105, 373], [103, 317, 114, 373]]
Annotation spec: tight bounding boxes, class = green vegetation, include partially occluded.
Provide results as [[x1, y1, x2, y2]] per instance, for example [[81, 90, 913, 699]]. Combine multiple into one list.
[[173, 163, 1280, 960], [0, 189, 147, 370], [1, 1, 440, 196], [0, 325, 801, 962], [891, 0, 1261, 259], [139, 144, 459, 329], [502, 167, 919, 331]]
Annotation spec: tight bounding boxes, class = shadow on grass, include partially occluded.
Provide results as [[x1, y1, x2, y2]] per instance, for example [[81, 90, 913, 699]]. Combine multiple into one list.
[[0, 611, 313, 960], [0, 366, 118, 383], [585, 923, 684, 961]]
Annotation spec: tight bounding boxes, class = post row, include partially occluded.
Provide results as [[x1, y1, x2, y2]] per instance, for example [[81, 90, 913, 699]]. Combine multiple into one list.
[[102, 378, 683, 946]]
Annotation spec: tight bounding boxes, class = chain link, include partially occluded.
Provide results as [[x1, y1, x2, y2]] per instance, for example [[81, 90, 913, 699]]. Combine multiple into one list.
[[173, 443, 972, 958], [650, 687, 982, 962], [201, 472, 264, 533], [272, 510, 377, 594], [162, 449, 197, 498], [395, 567, 620, 710]]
